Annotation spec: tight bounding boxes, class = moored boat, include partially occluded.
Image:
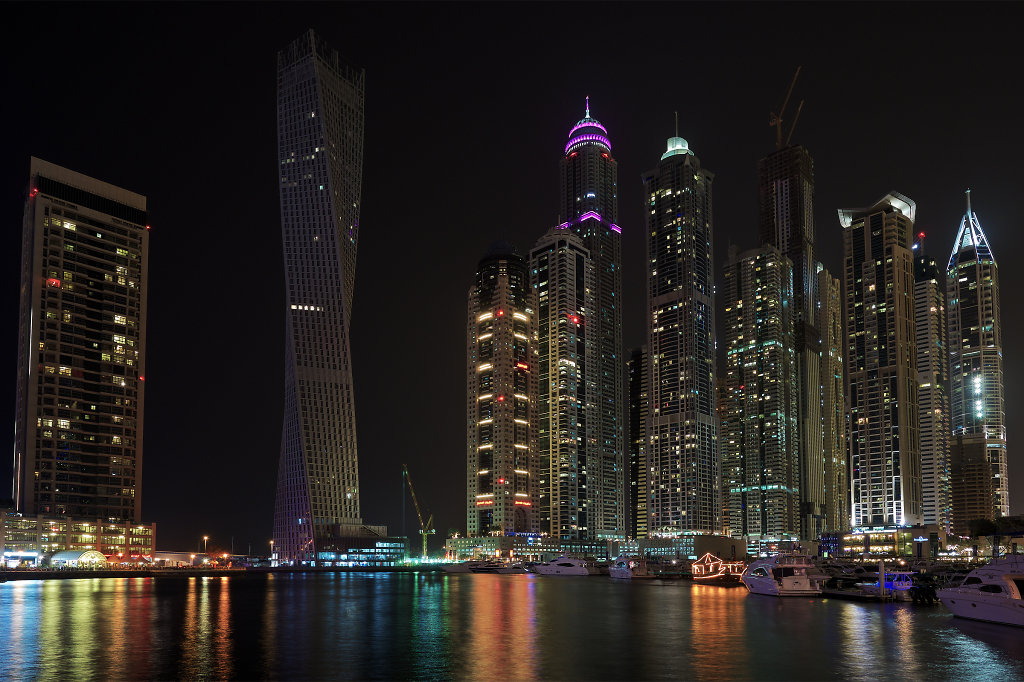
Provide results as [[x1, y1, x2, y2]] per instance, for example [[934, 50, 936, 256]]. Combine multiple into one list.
[[741, 553, 823, 596], [609, 555, 657, 580], [937, 556, 1024, 627], [691, 552, 745, 586], [533, 556, 591, 576]]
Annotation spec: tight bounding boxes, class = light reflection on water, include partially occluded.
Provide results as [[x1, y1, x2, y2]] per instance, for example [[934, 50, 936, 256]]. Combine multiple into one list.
[[1, 574, 1023, 680]]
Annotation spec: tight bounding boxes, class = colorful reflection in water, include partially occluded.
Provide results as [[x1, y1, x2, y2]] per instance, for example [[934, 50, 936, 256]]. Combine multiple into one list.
[[1, 574, 1023, 680]]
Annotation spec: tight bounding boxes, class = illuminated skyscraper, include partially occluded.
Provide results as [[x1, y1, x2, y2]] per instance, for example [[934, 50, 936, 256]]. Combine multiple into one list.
[[840, 192, 922, 527], [529, 228, 594, 540], [628, 346, 648, 539], [757, 145, 826, 539], [817, 268, 848, 532], [558, 100, 624, 539], [946, 191, 1006, 521], [915, 246, 951, 531], [642, 135, 719, 534], [273, 31, 365, 563], [467, 245, 538, 536], [720, 245, 799, 541], [13, 158, 149, 523]]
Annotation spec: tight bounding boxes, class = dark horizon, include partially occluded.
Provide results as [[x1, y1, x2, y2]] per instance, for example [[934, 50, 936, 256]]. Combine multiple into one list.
[[2, 2, 1022, 552]]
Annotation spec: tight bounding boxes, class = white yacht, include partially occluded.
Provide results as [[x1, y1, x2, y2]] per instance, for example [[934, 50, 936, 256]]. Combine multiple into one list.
[[741, 553, 823, 596], [937, 556, 1024, 627], [533, 556, 590, 576], [496, 562, 528, 574], [609, 555, 656, 580]]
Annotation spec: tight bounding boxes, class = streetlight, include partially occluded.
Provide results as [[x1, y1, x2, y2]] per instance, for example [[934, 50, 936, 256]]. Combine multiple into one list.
[[203, 535, 209, 554], [269, 539, 274, 559]]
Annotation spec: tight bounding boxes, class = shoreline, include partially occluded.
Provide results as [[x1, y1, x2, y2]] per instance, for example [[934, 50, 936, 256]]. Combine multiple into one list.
[[0, 565, 446, 581]]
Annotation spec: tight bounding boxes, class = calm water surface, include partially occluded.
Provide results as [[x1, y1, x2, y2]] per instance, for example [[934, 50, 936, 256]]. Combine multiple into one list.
[[1, 573, 1023, 680]]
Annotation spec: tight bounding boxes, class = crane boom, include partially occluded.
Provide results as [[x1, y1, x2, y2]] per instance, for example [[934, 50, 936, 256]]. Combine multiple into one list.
[[770, 66, 802, 150], [403, 464, 436, 560]]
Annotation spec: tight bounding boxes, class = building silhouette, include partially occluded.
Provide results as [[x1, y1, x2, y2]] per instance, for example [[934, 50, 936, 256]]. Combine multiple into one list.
[[628, 346, 648, 539], [720, 245, 799, 542], [529, 228, 594, 540], [946, 191, 1007, 522], [642, 135, 719, 534], [840, 192, 922, 527], [558, 100, 625, 539], [273, 31, 365, 563], [466, 244, 538, 535], [915, 245, 951, 531], [816, 268, 848, 532], [13, 158, 149, 524]]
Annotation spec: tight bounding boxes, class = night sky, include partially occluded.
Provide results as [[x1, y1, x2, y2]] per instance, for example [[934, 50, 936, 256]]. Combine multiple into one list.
[[3, 3, 1022, 553]]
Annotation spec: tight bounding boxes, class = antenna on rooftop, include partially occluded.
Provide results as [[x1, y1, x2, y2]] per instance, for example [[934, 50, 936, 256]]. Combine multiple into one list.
[[674, 111, 679, 137]]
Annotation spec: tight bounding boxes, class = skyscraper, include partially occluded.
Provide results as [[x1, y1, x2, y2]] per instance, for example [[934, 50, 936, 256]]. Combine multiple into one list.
[[817, 268, 848, 532], [558, 100, 624, 539], [720, 245, 799, 540], [915, 245, 951, 531], [756, 144, 825, 539], [627, 346, 648, 539], [840, 192, 922, 527], [642, 135, 718, 534], [274, 31, 365, 564], [466, 244, 538, 536], [946, 191, 1007, 521], [13, 158, 149, 522], [529, 228, 594, 540]]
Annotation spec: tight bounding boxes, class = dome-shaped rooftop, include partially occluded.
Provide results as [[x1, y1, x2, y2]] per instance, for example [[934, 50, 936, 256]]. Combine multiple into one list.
[[565, 97, 611, 156]]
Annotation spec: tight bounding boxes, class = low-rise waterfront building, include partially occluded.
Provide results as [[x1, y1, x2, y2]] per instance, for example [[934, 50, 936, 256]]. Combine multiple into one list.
[[0, 509, 155, 566], [444, 533, 743, 562], [835, 524, 948, 560]]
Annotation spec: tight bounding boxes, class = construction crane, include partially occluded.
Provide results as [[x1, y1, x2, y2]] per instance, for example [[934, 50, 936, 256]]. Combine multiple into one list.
[[769, 66, 804, 150], [403, 464, 436, 561]]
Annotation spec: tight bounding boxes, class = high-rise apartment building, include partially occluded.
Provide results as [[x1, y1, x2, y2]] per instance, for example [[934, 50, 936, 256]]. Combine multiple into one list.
[[817, 268, 848, 532], [757, 145, 825, 539], [641, 135, 718, 534], [467, 245, 538, 536], [840, 192, 922, 527], [720, 245, 799, 540], [13, 158, 149, 523], [915, 246, 951, 531], [558, 100, 624, 539], [529, 228, 594, 540], [946, 191, 1007, 521], [274, 31, 365, 563], [628, 346, 648, 539]]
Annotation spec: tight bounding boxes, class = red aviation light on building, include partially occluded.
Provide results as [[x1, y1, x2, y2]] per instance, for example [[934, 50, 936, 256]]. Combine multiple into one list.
[[139, 376, 145, 382], [29, 188, 39, 198], [918, 232, 925, 239], [498, 478, 505, 485], [497, 395, 505, 402], [497, 309, 504, 317], [146, 225, 152, 230], [602, 153, 609, 159], [45, 278, 61, 288], [567, 313, 580, 325]]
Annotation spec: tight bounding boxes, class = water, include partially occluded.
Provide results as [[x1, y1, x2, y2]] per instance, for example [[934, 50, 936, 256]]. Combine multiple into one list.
[[1, 573, 1023, 680]]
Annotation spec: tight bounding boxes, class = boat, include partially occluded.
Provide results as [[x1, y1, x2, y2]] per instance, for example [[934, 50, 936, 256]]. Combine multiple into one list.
[[691, 552, 745, 585], [858, 570, 916, 601], [496, 562, 528, 574], [441, 560, 499, 573], [741, 553, 823, 596], [533, 556, 591, 576], [609, 555, 657, 580], [937, 556, 1024, 627], [468, 561, 505, 574]]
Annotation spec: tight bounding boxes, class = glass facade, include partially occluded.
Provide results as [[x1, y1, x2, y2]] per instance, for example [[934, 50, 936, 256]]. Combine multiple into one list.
[[558, 103, 625, 540], [840, 193, 922, 527], [466, 246, 538, 536], [641, 137, 719, 534], [529, 229, 595, 540], [946, 193, 1006, 524], [274, 30, 365, 564], [13, 159, 148, 524]]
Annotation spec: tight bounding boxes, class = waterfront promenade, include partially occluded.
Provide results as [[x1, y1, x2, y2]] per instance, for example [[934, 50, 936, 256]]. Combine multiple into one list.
[[0, 564, 445, 581]]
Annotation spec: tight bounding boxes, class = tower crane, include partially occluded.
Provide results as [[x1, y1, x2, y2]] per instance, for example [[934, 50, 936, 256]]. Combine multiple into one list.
[[403, 464, 436, 561], [769, 66, 804, 150]]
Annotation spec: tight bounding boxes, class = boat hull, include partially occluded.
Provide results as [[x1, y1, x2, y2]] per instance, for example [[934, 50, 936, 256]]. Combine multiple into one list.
[[938, 590, 1024, 627]]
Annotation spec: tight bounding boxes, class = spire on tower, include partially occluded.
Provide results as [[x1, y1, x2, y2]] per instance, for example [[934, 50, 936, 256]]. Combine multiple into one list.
[[674, 111, 678, 137], [966, 188, 972, 216], [585, 95, 590, 118]]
